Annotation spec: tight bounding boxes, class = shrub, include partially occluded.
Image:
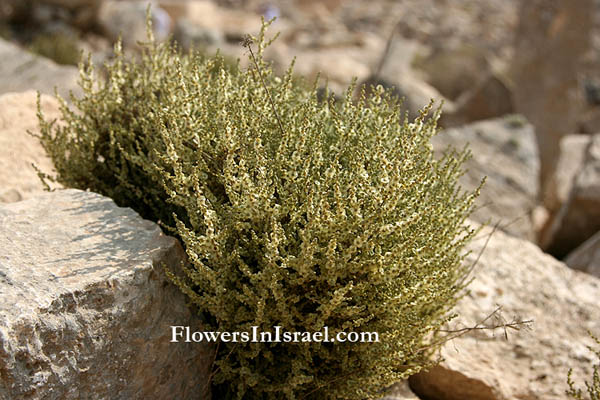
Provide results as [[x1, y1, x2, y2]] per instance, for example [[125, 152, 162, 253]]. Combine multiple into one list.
[[567, 333, 600, 400], [36, 19, 482, 400]]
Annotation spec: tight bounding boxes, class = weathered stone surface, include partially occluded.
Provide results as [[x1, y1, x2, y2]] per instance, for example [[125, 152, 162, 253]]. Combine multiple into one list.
[[511, 0, 593, 212], [409, 222, 600, 400], [0, 91, 62, 203], [0, 39, 80, 98], [566, 230, 600, 277], [433, 117, 539, 241], [542, 134, 600, 258], [0, 189, 212, 399]]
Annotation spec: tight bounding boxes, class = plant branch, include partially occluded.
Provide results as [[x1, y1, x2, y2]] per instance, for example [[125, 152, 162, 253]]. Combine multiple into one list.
[[243, 35, 286, 137], [416, 306, 533, 354]]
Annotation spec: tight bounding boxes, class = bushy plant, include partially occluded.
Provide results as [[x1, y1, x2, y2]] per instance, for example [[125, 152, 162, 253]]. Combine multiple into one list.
[[567, 333, 600, 400], [36, 19, 482, 400]]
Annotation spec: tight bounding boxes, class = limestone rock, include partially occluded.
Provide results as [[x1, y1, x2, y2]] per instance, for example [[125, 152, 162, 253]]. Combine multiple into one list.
[[0, 91, 62, 203], [409, 222, 600, 400], [542, 134, 600, 257], [433, 117, 539, 241], [566, 230, 600, 277], [0, 189, 212, 399], [0, 39, 80, 98]]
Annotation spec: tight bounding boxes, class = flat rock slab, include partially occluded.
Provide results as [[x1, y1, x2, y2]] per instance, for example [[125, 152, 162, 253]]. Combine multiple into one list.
[[0, 189, 212, 399], [409, 222, 600, 400]]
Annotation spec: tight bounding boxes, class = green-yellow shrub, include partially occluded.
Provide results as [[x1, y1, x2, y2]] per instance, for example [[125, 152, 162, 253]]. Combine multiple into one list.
[[37, 19, 482, 400]]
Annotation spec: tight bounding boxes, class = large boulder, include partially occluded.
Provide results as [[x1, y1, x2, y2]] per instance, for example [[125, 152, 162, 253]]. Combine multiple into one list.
[[409, 222, 600, 400], [0, 39, 80, 98], [541, 134, 600, 258], [432, 117, 539, 241], [0, 91, 62, 203], [0, 189, 212, 399]]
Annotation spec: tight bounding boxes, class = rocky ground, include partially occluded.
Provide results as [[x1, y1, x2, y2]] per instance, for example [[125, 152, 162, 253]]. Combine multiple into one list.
[[1, 0, 600, 399]]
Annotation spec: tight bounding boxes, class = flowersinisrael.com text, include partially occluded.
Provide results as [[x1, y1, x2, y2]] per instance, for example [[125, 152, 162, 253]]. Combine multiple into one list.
[[170, 326, 379, 344]]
